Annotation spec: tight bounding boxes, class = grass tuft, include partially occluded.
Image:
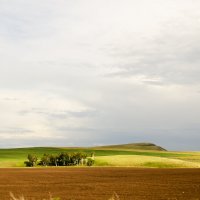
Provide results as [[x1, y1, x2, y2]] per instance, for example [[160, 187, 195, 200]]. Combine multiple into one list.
[[108, 192, 120, 200], [9, 192, 60, 200], [9, 192, 120, 200]]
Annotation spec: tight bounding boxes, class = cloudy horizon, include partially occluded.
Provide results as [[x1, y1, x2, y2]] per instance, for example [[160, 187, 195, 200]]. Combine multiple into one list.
[[0, 0, 200, 150]]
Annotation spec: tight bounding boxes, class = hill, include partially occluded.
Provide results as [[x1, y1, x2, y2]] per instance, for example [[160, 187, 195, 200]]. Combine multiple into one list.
[[94, 142, 167, 151], [0, 144, 199, 168]]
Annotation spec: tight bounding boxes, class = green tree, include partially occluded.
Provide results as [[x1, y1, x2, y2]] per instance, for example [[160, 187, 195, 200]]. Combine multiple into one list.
[[40, 154, 51, 166], [80, 152, 87, 165], [50, 154, 59, 166], [25, 154, 38, 167], [87, 158, 95, 166], [59, 152, 71, 166]]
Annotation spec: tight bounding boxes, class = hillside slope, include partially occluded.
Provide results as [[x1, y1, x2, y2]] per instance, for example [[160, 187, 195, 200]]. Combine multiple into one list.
[[0, 146, 199, 168], [95, 142, 167, 151]]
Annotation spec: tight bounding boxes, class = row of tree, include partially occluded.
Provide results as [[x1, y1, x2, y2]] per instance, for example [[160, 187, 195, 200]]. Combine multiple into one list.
[[24, 152, 95, 167]]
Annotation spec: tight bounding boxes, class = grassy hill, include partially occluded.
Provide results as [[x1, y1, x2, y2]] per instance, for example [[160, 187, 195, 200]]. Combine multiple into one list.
[[0, 143, 199, 168], [94, 142, 167, 151]]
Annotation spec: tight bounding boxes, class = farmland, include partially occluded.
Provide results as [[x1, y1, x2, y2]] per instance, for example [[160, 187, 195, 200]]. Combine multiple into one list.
[[0, 144, 200, 168], [0, 144, 200, 199], [0, 168, 200, 200]]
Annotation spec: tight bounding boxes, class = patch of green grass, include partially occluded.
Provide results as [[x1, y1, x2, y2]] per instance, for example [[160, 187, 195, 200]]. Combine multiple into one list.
[[0, 147, 199, 168], [0, 147, 185, 160]]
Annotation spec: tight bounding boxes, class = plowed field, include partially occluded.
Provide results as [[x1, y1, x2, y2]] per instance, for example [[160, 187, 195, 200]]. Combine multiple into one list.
[[0, 168, 200, 200]]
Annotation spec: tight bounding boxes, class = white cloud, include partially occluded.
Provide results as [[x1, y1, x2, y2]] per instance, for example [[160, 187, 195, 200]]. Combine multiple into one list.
[[0, 0, 200, 150]]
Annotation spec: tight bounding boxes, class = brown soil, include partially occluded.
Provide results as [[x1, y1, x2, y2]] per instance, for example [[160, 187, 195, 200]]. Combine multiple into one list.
[[0, 168, 200, 200]]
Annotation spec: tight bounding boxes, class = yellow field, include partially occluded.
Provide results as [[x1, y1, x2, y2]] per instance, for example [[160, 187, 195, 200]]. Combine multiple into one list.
[[95, 155, 200, 168]]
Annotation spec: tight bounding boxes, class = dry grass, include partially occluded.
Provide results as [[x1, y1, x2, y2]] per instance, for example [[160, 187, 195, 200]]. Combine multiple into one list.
[[9, 192, 120, 200], [95, 155, 200, 168], [9, 192, 60, 200], [108, 192, 120, 200]]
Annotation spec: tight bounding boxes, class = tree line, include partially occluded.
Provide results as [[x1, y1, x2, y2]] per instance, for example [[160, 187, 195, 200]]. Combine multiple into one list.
[[24, 152, 95, 167]]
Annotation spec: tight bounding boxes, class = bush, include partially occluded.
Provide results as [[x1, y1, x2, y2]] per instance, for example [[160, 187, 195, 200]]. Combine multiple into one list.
[[24, 154, 38, 167], [24, 152, 94, 167], [38, 154, 51, 166], [24, 161, 32, 167], [87, 158, 95, 166]]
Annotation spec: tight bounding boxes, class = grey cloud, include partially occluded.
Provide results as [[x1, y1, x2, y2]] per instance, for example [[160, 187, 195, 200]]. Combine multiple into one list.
[[0, 127, 34, 134], [103, 13, 200, 86], [19, 108, 98, 119], [0, 0, 200, 150]]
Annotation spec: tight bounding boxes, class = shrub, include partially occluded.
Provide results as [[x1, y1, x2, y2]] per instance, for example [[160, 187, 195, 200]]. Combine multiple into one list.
[[24, 152, 94, 167], [87, 158, 95, 166], [24, 161, 32, 167], [24, 154, 38, 167]]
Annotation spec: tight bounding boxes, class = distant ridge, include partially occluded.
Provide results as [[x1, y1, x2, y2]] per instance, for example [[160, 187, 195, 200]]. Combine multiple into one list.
[[95, 142, 167, 151]]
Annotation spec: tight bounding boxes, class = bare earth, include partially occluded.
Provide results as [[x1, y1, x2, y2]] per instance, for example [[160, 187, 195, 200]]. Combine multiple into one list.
[[0, 168, 200, 200]]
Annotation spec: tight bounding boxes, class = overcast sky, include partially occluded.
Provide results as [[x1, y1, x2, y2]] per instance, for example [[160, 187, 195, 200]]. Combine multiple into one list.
[[0, 0, 200, 150]]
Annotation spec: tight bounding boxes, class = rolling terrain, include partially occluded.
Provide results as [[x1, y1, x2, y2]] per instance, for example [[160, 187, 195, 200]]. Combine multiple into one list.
[[0, 143, 199, 168], [95, 142, 167, 151]]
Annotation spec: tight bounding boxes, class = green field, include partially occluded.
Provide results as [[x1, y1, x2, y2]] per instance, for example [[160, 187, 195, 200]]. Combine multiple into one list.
[[0, 143, 200, 168]]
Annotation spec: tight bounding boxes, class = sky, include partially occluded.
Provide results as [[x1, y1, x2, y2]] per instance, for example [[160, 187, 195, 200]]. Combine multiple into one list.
[[0, 0, 200, 150]]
